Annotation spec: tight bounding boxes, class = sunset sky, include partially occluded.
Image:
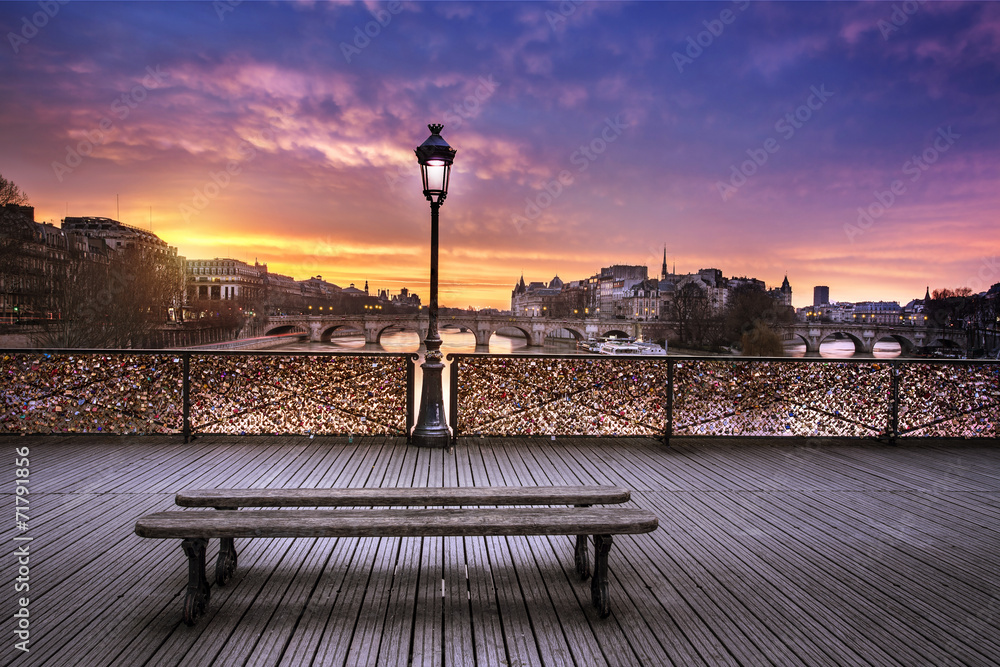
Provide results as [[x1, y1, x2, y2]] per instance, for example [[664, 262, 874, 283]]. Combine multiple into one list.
[[2, 0, 998, 310]]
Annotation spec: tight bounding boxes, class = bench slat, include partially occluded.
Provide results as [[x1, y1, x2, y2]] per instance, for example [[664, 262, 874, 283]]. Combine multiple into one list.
[[135, 508, 658, 539], [175, 486, 631, 508]]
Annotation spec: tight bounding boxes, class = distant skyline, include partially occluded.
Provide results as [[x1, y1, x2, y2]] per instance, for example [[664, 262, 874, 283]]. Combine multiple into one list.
[[2, 1, 998, 310]]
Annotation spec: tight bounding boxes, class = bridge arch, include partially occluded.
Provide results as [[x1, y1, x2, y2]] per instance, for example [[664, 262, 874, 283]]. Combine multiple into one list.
[[318, 323, 364, 343], [600, 329, 632, 340], [493, 326, 533, 345], [873, 333, 915, 356], [373, 322, 424, 344], [545, 325, 586, 341], [817, 331, 867, 356], [784, 332, 814, 353], [264, 324, 309, 337]]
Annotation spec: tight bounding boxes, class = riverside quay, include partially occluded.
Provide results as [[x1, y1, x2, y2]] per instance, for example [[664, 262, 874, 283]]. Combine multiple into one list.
[[1, 349, 998, 666]]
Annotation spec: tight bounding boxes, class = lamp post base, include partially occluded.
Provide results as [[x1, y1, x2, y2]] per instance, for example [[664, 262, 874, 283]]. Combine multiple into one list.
[[411, 430, 451, 448], [411, 353, 451, 448]]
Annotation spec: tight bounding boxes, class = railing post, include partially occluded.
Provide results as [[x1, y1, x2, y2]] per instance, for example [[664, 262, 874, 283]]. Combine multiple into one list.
[[888, 362, 900, 445], [665, 358, 674, 446], [449, 354, 459, 441], [406, 354, 415, 440], [182, 352, 191, 442]]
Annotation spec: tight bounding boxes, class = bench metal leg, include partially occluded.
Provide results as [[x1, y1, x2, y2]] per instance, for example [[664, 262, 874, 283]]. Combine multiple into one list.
[[574, 503, 591, 580], [591, 534, 612, 618], [213, 507, 238, 586], [574, 535, 590, 580], [215, 537, 238, 585], [181, 538, 210, 626]]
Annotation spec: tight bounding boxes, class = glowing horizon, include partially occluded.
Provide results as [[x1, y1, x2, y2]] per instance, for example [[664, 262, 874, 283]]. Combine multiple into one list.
[[3, 1, 998, 311]]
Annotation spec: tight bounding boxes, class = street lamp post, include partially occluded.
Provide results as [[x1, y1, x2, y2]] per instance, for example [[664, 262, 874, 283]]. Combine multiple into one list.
[[411, 124, 456, 447]]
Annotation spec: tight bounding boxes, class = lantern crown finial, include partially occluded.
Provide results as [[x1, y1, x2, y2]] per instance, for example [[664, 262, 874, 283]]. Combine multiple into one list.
[[428, 123, 444, 135]]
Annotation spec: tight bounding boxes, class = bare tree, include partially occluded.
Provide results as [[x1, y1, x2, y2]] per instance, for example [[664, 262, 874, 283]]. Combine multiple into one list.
[[671, 283, 717, 348], [33, 257, 114, 348], [188, 297, 250, 339], [724, 282, 795, 353], [104, 245, 182, 346], [33, 245, 184, 348], [931, 286, 972, 299], [0, 174, 29, 206]]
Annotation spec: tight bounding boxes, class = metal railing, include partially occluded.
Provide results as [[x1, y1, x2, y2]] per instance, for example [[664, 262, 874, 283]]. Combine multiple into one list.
[[3, 349, 995, 441], [1, 349, 416, 438], [449, 354, 999, 441]]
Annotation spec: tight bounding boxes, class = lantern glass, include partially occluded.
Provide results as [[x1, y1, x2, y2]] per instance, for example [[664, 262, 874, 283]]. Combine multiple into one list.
[[421, 159, 449, 199], [415, 124, 456, 204]]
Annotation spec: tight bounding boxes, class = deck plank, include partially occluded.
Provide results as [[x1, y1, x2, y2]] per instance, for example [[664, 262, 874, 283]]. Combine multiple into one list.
[[2, 435, 1000, 667]]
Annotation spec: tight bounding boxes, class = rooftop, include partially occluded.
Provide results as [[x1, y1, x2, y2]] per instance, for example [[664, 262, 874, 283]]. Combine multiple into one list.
[[6, 435, 999, 666]]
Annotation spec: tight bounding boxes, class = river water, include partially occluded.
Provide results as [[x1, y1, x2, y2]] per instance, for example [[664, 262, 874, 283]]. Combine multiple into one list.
[[783, 339, 902, 358]]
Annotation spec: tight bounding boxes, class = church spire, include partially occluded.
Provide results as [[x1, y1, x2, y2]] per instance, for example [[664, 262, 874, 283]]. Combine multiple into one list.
[[661, 246, 668, 280]]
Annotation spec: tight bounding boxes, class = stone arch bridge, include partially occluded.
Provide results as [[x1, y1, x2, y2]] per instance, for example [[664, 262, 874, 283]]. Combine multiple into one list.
[[264, 315, 644, 347], [784, 322, 966, 356]]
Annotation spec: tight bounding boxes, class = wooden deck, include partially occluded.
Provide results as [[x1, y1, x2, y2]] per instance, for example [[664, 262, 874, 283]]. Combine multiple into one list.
[[2, 435, 999, 666]]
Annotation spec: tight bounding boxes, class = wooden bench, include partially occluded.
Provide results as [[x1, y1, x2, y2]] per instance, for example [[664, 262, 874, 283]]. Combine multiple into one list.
[[135, 486, 657, 624], [176, 486, 633, 588]]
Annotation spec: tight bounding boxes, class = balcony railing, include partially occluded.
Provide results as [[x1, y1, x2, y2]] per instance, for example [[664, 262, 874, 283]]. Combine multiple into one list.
[[1, 349, 415, 437], [449, 354, 999, 440], [2, 350, 996, 440]]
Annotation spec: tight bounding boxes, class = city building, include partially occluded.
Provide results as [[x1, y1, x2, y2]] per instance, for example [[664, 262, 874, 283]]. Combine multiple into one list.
[[299, 276, 341, 302], [853, 300, 902, 325], [728, 276, 767, 292], [674, 268, 729, 313], [801, 301, 855, 323], [62, 216, 175, 258], [341, 282, 367, 297], [65, 215, 185, 319], [390, 287, 421, 308], [264, 271, 300, 300], [768, 275, 793, 307], [514, 262, 792, 323], [2, 206, 184, 323], [374, 286, 421, 308], [1, 205, 62, 321], [813, 285, 830, 306], [511, 275, 568, 317], [620, 278, 660, 320], [186, 258, 265, 302], [596, 265, 648, 318]]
